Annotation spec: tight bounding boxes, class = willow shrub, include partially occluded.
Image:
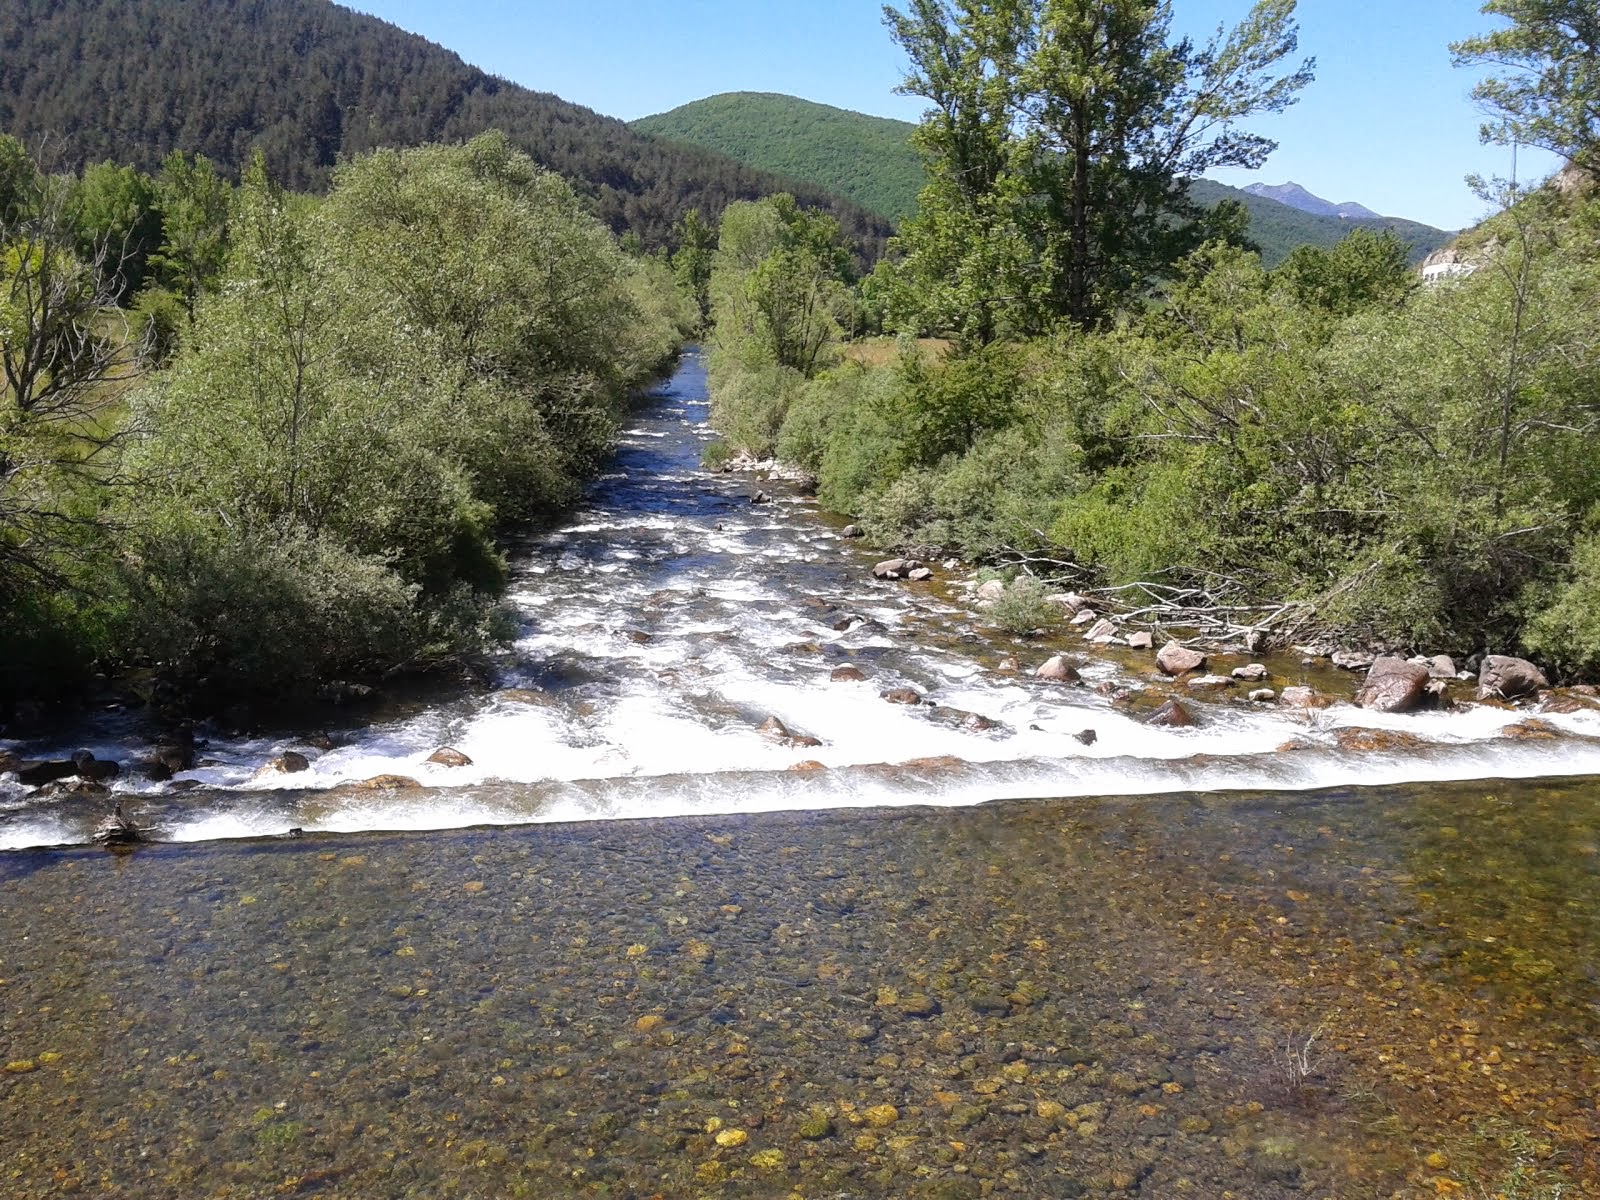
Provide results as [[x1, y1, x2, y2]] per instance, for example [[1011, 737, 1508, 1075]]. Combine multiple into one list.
[[121, 136, 690, 703]]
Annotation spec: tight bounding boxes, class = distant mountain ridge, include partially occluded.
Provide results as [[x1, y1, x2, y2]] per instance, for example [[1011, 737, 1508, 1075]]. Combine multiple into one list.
[[633, 92, 1453, 267], [0, 0, 893, 257], [1243, 182, 1383, 221], [633, 93, 926, 222]]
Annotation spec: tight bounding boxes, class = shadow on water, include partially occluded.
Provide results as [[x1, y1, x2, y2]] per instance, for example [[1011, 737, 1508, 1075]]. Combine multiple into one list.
[[1, 777, 1595, 1198]]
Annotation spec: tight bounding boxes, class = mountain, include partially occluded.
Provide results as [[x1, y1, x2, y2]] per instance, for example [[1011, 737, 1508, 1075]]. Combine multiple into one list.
[[632, 93, 926, 222], [1242, 182, 1383, 221], [0, 0, 892, 257], [1192, 180, 1453, 266]]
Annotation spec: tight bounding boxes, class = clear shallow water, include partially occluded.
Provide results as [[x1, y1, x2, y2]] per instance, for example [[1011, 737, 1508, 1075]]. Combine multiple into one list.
[[3, 348, 1598, 849], [0, 780, 1594, 1198]]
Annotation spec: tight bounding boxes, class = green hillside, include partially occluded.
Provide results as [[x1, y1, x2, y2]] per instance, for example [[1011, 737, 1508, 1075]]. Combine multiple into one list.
[[633, 93, 926, 222], [1189, 180, 1453, 267], [0, 0, 893, 257]]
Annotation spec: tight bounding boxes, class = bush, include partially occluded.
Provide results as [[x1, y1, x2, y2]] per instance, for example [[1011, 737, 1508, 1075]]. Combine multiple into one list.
[[986, 575, 1061, 635]]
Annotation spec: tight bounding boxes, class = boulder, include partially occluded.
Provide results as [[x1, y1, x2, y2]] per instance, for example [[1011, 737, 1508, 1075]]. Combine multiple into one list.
[[15, 759, 77, 787], [265, 752, 311, 775], [1232, 663, 1270, 682], [70, 751, 120, 782], [841, 525, 863, 539], [427, 747, 473, 768], [1355, 657, 1432, 714], [908, 567, 934, 582], [1186, 675, 1233, 690], [873, 559, 922, 581], [881, 687, 924, 706], [758, 717, 791, 741], [1084, 619, 1119, 642], [1126, 631, 1154, 651], [1156, 641, 1207, 676], [1279, 686, 1330, 709], [0, 751, 19, 775], [1331, 650, 1375, 672], [1478, 655, 1549, 701], [1248, 688, 1277, 703], [975, 579, 1007, 602], [1146, 699, 1197, 728], [1073, 729, 1098, 746], [1418, 654, 1457, 680], [1035, 656, 1081, 684], [831, 665, 867, 683]]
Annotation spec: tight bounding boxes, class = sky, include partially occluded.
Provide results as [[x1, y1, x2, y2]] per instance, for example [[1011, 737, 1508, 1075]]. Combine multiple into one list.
[[347, 1, 1555, 231]]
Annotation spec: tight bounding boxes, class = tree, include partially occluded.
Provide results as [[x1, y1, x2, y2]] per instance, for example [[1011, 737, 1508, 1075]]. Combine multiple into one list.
[[151, 150, 230, 316], [68, 162, 164, 302], [1453, 0, 1600, 174], [671, 207, 717, 322], [885, 0, 1314, 335]]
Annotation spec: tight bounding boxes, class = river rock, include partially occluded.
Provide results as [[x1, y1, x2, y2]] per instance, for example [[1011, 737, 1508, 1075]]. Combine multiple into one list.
[[1069, 609, 1098, 627], [831, 665, 867, 683], [1413, 654, 1457, 680], [1084, 619, 1119, 643], [1478, 655, 1549, 701], [1074, 729, 1098, 746], [1334, 727, 1430, 753], [758, 717, 791, 741], [1332, 650, 1375, 671], [261, 752, 311, 776], [841, 525, 863, 538], [1035, 656, 1080, 683], [1126, 631, 1154, 650], [0, 751, 19, 775], [873, 559, 922, 581], [1050, 591, 1088, 612], [1232, 663, 1269, 682], [427, 747, 473, 768], [1248, 688, 1277, 702], [881, 687, 923, 706], [975, 579, 1007, 602], [1279, 686, 1329, 709], [1146, 699, 1197, 728], [908, 567, 934, 582], [352, 774, 422, 790], [496, 688, 556, 707], [1355, 657, 1432, 714], [750, 491, 772, 505], [1186, 674, 1233, 690], [963, 712, 999, 732], [15, 759, 78, 787], [70, 751, 120, 782], [1156, 642, 1207, 676]]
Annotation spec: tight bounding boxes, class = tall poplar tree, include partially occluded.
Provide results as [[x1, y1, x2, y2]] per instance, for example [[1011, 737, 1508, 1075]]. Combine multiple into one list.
[[885, 0, 1313, 336]]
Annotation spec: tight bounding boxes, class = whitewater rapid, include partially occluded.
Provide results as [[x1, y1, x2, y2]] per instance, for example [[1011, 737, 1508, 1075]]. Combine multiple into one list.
[[3, 349, 1596, 849]]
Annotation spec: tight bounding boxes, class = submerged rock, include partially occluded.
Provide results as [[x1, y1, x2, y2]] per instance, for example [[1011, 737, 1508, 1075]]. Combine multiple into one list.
[[1279, 686, 1329, 709], [831, 665, 868, 683], [1156, 642, 1206, 676], [1232, 663, 1269, 682], [1334, 727, 1430, 753], [758, 716, 791, 741], [1355, 657, 1431, 714], [1478, 655, 1549, 701], [352, 774, 422, 790], [881, 687, 924, 706], [1074, 729, 1098, 746]]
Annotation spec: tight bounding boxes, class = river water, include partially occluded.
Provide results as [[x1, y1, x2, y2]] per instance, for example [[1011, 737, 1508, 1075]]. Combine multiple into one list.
[[3, 349, 1599, 849], [1, 352, 1597, 1197]]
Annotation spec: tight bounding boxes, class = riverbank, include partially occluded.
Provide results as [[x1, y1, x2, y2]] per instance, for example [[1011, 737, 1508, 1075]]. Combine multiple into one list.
[[1, 779, 1594, 1198]]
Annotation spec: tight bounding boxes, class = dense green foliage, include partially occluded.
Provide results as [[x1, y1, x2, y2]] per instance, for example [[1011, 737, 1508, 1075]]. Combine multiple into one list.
[[1453, 0, 1600, 173], [633, 93, 929, 222], [0, 0, 892, 260], [1188, 180, 1453, 267], [880, 0, 1313, 338], [0, 133, 696, 708]]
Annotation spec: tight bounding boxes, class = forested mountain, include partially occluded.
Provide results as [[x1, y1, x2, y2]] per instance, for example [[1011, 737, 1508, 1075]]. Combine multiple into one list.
[[1190, 180, 1452, 266], [633, 93, 927, 222], [0, 0, 892, 256]]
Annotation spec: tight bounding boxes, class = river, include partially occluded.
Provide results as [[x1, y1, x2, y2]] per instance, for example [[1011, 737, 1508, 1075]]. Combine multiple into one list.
[[3, 348, 1599, 848], [0, 351, 1596, 1198]]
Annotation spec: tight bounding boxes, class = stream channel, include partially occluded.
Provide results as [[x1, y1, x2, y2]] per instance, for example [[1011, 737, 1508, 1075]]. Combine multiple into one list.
[[0, 349, 1596, 1197]]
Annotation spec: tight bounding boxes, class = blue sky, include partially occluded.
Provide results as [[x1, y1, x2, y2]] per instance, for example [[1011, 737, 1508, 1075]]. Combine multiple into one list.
[[348, 1, 1553, 230]]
